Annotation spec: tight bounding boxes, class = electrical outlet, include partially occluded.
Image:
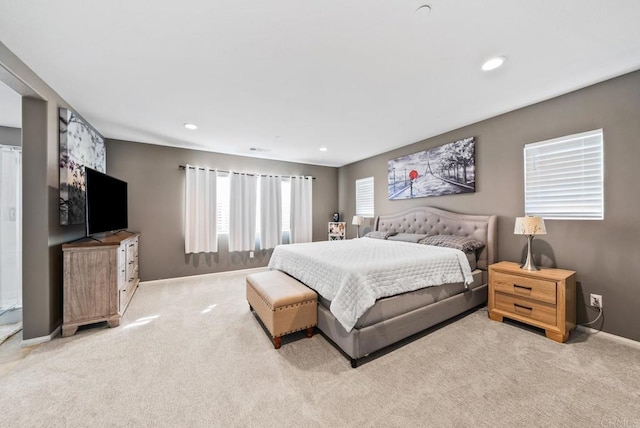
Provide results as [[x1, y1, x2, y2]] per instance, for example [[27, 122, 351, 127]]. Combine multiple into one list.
[[249, 251, 254, 259], [590, 293, 603, 308]]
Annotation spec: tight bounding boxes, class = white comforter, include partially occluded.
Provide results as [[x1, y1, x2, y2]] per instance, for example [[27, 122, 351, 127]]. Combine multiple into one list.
[[268, 238, 474, 332]]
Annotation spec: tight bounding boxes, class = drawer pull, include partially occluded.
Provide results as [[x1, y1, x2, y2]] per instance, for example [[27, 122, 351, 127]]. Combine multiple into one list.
[[514, 303, 533, 312], [514, 284, 532, 292]]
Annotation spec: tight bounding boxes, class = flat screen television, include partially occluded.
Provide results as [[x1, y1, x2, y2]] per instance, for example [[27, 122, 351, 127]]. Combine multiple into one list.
[[84, 167, 128, 236]]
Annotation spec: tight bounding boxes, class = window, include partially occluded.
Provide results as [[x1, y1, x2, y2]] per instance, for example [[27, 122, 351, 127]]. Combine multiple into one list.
[[356, 177, 374, 218], [281, 179, 291, 231], [216, 173, 292, 234], [216, 174, 230, 233], [524, 129, 604, 220]]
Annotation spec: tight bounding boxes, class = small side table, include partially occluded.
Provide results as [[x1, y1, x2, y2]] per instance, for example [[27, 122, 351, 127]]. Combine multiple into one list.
[[488, 261, 576, 343], [328, 222, 346, 240]]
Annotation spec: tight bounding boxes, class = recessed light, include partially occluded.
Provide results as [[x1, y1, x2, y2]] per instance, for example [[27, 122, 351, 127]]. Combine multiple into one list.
[[416, 5, 431, 15], [184, 123, 198, 130], [319, 147, 328, 152], [482, 56, 506, 71]]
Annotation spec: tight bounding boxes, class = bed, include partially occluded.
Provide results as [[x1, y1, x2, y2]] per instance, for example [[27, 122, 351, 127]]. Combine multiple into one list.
[[268, 206, 497, 367]]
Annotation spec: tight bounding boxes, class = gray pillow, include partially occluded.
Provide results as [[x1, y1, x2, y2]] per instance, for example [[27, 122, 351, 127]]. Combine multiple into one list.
[[387, 233, 428, 243], [466, 251, 477, 271], [419, 235, 485, 253], [364, 231, 395, 240]]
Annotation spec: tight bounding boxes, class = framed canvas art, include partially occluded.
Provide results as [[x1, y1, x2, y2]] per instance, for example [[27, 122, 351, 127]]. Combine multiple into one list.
[[59, 108, 106, 225], [387, 137, 475, 200]]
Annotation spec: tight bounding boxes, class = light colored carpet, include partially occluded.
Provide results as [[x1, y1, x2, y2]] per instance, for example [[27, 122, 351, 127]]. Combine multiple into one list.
[[1, 269, 638, 427], [0, 321, 22, 345]]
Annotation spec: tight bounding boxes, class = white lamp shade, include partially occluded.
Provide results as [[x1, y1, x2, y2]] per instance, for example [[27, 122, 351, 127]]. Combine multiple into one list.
[[352, 215, 364, 226], [514, 216, 546, 235]]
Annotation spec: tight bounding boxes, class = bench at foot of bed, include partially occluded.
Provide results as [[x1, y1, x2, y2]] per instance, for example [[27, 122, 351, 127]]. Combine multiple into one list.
[[246, 270, 318, 349]]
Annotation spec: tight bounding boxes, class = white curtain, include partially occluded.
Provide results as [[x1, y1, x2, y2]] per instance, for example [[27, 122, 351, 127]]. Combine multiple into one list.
[[184, 165, 217, 253], [259, 176, 282, 250], [0, 145, 22, 313], [290, 176, 313, 244], [229, 173, 258, 252]]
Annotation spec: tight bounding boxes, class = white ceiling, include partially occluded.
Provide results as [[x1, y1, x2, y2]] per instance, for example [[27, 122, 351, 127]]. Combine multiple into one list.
[[1, 1, 639, 167]]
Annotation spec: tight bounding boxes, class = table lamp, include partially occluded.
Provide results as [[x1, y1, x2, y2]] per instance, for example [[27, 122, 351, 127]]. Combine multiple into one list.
[[514, 216, 546, 271], [352, 215, 364, 238]]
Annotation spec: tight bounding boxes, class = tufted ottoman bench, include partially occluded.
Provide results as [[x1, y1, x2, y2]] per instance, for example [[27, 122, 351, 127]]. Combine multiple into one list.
[[246, 270, 318, 349]]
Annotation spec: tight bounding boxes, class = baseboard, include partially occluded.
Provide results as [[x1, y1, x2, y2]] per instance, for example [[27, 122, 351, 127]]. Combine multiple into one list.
[[21, 325, 61, 348], [141, 266, 269, 286], [576, 325, 640, 348]]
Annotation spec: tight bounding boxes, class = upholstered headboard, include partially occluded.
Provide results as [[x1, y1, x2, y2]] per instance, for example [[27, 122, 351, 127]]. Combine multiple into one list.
[[374, 207, 497, 270]]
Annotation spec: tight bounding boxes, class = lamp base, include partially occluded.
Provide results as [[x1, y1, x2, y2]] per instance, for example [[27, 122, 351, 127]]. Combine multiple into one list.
[[520, 235, 540, 271]]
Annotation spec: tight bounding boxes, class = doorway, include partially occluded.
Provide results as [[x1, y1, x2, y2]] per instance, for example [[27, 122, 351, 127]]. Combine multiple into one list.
[[0, 144, 22, 319], [0, 80, 23, 344]]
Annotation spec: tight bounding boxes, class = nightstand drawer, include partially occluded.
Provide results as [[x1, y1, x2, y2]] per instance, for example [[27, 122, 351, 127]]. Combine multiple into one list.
[[495, 292, 556, 326], [492, 271, 557, 304]]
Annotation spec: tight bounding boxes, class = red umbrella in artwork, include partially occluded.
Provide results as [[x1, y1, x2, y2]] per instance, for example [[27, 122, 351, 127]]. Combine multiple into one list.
[[409, 170, 418, 196]]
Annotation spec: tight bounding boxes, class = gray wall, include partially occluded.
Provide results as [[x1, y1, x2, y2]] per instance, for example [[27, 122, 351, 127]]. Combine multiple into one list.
[[106, 139, 339, 281], [0, 41, 87, 340], [0, 125, 20, 146], [338, 70, 640, 342]]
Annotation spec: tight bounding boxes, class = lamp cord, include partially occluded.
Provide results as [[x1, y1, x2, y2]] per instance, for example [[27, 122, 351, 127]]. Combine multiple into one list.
[[579, 305, 603, 326]]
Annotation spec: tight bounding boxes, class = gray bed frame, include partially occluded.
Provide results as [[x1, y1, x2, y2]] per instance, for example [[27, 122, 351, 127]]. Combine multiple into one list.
[[316, 206, 497, 368]]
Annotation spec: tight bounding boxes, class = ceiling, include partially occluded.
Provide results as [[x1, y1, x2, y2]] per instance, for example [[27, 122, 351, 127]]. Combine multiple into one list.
[[1, 1, 639, 167]]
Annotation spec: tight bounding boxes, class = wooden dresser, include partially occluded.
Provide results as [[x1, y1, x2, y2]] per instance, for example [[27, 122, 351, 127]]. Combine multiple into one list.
[[62, 232, 140, 337], [488, 261, 576, 343]]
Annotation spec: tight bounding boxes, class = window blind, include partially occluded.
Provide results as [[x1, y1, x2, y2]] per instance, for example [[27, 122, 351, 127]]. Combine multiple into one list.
[[524, 129, 604, 220], [356, 177, 375, 218]]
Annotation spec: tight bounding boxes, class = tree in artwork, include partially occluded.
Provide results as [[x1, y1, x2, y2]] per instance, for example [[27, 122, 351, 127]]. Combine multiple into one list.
[[59, 108, 106, 225]]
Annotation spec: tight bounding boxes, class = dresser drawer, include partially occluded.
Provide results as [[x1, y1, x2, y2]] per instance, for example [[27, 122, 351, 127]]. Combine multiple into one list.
[[118, 245, 126, 268], [119, 282, 136, 314], [495, 292, 557, 326], [126, 238, 138, 259], [492, 271, 557, 304], [118, 265, 126, 289]]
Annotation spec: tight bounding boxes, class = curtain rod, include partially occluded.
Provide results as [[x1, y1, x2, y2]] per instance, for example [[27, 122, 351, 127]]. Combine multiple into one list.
[[178, 165, 315, 180]]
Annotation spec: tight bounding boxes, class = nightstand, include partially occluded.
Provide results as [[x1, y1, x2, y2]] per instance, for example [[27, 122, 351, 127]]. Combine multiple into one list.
[[328, 222, 346, 240], [488, 261, 576, 343]]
